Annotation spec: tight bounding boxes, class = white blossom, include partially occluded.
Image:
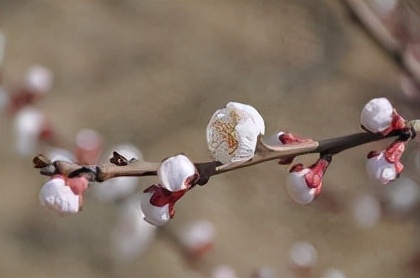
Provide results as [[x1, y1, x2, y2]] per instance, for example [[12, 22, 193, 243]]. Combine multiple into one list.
[[39, 177, 80, 215], [360, 97, 393, 133], [139, 191, 170, 226], [24, 65, 53, 94], [289, 241, 318, 269], [286, 168, 317, 205], [366, 151, 397, 184], [178, 219, 215, 254], [206, 102, 265, 164], [158, 154, 196, 192], [14, 106, 46, 156], [110, 194, 156, 262]]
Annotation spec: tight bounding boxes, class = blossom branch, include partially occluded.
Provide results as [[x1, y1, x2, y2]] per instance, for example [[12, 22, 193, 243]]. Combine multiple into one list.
[[33, 127, 413, 183]]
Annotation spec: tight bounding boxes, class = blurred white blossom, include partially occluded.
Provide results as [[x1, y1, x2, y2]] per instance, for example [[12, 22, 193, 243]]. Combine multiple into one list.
[[110, 194, 156, 262]]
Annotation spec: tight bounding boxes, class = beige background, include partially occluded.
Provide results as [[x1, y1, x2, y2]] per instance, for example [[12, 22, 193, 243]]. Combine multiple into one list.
[[1, 1, 419, 277]]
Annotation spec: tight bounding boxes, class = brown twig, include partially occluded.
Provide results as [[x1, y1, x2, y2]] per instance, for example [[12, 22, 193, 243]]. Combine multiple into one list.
[[33, 127, 415, 185]]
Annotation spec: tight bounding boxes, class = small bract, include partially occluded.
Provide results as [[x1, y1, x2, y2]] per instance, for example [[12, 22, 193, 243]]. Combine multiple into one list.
[[366, 151, 397, 184], [39, 177, 80, 214], [286, 168, 318, 205], [360, 97, 393, 133], [158, 154, 196, 192], [206, 102, 265, 164], [139, 191, 171, 226]]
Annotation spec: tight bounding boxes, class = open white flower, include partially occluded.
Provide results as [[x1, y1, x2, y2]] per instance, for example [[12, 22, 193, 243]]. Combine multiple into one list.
[[366, 151, 397, 184], [39, 177, 80, 215], [360, 97, 393, 133], [286, 168, 318, 205], [158, 154, 196, 192], [206, 102, 265, 164]]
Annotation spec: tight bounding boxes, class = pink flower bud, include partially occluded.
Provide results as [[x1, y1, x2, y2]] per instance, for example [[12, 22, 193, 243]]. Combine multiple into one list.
[[206, 102, 265, 164], [24, 65, 53, 95], [361, 97, 394, 133], [39, 176, 81, 215], [265, 131, 309, 146], [366, 141, 405, 184], [74, 128, 103, 164], [158, 154, 197, 192], [139, 184, 186, 226], [286, 158, 330, 205]]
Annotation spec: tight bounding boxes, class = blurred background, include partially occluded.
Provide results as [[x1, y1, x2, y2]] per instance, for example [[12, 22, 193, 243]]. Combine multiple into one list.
[[0, 0, 419, 277]]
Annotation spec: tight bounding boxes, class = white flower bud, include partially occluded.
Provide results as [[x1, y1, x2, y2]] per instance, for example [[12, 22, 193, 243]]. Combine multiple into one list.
[[206, 102, 265, 164], [14, 106, 46, 156], [366, 151, 397, 184], [286, 169, 317, 205], [360, 97, 393, 133], [110, 194, 156, 262], [158, 154, 196, 192], [39, 177, 80, 215], [139, 191, 170, 226], [25, 65, 53, 94], [178, 219, 215, 254]]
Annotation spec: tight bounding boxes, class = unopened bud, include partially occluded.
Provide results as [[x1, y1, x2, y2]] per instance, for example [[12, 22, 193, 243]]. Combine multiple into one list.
[[158, 154, 197, 192], [24, 65, 53, 94], [39, 177, 80, 215], [360, 97, 394, 133]]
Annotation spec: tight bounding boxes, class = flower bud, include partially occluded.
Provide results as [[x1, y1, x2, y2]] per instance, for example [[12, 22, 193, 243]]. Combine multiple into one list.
[[177, 219, 215, 256], [206, 102, 265, 164], [360, 97, 394, 133], [14, 106, 51, 156], [366, 141, 405, 184], [286, 158, 330, 205], [74, 128, 103, 164], [139, 184, 186, 226], [289, 241, 318, 270], [366, 152, 397, 184], [286, 167, 318, 205], [39, 176, 80, 215], [158, 154, 197, 192], [111, 194, 156, 262], [24, 65, 53, 95]]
